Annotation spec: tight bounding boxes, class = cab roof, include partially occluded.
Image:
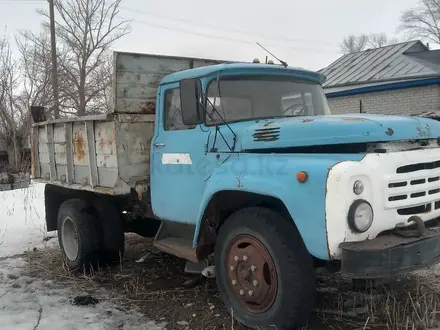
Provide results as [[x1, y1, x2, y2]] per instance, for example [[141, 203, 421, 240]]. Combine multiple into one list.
[[159, 62, 326, 85]]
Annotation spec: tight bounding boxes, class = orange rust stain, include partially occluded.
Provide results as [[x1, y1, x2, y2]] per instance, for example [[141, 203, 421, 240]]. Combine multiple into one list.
[[73, 132, 86, 163], [98, 138, 105, 152], [98, 139, 114, 153], [101, 155, 111, 168], [263, 121, 274, 127], [342, 117, 366, 121]]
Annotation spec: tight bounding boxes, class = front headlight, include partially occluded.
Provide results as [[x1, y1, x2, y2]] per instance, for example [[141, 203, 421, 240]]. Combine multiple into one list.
[[348, 200, 373, 233]]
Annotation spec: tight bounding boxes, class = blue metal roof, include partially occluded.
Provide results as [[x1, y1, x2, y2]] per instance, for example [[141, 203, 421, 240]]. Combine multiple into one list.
[[320, 40, 440, 90], [326, 77, 440, 98], [159, 62, 326, 85]]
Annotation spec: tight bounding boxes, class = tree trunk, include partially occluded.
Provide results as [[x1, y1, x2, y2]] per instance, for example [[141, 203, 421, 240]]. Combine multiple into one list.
[[78, 66, 86, 116], [7, 143, 21, 167]]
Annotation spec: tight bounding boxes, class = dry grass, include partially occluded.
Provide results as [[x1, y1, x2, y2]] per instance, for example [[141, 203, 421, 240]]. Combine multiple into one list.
[[22, 235, 440, 330], [310, 271, 440, 330], [25, 234, 243, 330]]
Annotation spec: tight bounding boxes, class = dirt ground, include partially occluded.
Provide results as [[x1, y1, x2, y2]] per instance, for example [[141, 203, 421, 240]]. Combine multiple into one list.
[[23, 234, 440, 330]]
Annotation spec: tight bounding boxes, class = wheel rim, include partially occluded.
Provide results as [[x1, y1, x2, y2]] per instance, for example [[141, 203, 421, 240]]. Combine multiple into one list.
[[61, 217, 79, 261], [225, 234, 278, 313]]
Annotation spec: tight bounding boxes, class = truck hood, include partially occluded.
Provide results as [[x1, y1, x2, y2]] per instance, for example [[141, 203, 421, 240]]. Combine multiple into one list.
[[229, 114, 440, 151]]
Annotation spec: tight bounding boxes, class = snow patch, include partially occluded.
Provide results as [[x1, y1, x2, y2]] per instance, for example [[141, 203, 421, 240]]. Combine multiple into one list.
[[0, 256, 166, 330], [0, 183, 166, 330], [0, 183, 55, 257]]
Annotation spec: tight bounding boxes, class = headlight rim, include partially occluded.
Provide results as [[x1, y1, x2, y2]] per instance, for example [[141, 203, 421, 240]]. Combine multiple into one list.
[[347, 199, 374, 233]]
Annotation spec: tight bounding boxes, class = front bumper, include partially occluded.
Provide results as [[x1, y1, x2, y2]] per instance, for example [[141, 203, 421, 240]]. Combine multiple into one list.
[[340, 226, 440, 279]]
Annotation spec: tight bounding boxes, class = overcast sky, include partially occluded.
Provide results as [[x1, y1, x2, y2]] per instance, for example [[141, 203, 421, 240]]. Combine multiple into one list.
[[0, 0, 427, 71]]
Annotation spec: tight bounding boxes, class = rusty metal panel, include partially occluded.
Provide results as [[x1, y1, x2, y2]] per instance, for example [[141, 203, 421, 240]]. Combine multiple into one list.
[[95, 121, 117, 155], [192, 59, 224, 68], [72, 123, 89, 166], [73, 165, 90, 186], [31, 113, 155, 196], [37, 126, 49, 180], [95, 120, 118, 188], [38, 152, 49, 165], [96, 154, 118, 168], [53, 124, 66, 165], [46, 124, 56, 180], [112, 52, 222, 114], [65, 123, 74, 184], [39, 164, 50, 181], [116, 117, 154, 190], [55, 165, 66, 181], [54, 144, 66, 164], [85, 122, 99, 187]]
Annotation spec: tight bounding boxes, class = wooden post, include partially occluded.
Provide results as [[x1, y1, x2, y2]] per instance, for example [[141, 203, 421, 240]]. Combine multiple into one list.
[[49, 0, 60, 118]]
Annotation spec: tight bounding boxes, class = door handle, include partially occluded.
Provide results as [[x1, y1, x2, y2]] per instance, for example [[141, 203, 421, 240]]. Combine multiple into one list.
[[154, 142, 166, 147]]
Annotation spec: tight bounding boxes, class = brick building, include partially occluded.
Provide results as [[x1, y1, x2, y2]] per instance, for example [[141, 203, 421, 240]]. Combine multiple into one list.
[[320, 41, 440, 115]]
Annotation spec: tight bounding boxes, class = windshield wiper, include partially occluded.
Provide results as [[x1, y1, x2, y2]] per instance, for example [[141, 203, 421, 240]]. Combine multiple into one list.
[[198, 93, 237, 152]]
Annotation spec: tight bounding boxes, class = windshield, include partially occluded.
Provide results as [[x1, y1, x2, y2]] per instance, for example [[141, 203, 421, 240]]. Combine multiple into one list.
[[206, 76, 331, 125]]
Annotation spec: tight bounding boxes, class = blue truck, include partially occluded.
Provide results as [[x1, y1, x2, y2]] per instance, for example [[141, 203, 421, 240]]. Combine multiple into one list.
[[31, 52, 440, 329]]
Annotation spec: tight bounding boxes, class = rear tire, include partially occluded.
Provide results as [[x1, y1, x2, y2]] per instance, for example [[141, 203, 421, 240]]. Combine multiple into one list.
[[215, 207, 316, 330], [57, 199, 101, 271]]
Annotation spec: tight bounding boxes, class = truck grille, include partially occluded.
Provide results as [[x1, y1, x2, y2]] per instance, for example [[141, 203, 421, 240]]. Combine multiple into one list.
[[387, 159, 440, 215], [397, 160, 440, 173]]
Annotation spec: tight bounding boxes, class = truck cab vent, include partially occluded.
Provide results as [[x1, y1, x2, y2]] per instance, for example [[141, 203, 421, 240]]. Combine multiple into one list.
[[252, 127, 280, 142]]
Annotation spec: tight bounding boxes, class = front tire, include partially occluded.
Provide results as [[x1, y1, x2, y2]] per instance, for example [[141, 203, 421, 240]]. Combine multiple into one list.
[[57, 199, 101, 270], [215, 207, 316, 330]]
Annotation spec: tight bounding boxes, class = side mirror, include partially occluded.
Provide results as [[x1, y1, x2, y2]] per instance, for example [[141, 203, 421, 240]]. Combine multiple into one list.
[[180, 78, 202, 126]]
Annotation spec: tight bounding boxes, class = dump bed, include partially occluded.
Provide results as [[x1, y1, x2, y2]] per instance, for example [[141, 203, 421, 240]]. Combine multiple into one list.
[[32, 113, 154, 196], [110, 52, 223, 114], [32, 52, 223, 195]]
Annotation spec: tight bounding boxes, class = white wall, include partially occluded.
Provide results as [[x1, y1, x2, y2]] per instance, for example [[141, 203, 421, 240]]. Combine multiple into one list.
[[327, 85, 440, 115]]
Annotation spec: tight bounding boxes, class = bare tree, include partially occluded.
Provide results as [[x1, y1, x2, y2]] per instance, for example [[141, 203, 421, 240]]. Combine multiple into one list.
[[340, 33, 399, 54], [36, 0, 131, 116], [340, 34, 369, 54], [0, 38, 31, 167], [16, 30, 76, 118], [399, 0, 440, 45], [16, 32, 54, 117]]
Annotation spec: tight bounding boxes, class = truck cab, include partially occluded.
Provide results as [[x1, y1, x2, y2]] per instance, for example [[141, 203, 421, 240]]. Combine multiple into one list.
[[33, 53, 440, 330], [152, 62, 440, 328]]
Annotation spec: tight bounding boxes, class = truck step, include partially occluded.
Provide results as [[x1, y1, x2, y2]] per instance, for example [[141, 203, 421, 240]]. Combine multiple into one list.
[[153, 221, 198, 263], [185, 260, 209, 274], [154, 237, 197, 262]]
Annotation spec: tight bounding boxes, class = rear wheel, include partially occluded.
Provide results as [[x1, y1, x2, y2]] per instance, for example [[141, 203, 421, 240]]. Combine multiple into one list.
[[57, 199, 102, 270], [215, 207, 316, 330]]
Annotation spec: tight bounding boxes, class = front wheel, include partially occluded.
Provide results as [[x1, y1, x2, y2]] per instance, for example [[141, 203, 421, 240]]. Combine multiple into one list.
[[215, 207, 316, 330]]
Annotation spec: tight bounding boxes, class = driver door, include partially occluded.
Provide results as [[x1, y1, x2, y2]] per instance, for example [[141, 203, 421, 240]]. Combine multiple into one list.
[[151, 83, 209, 224]]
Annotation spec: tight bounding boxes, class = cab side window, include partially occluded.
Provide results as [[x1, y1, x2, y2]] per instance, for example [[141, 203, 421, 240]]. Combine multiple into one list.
[[164, 88, 194, 131]]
